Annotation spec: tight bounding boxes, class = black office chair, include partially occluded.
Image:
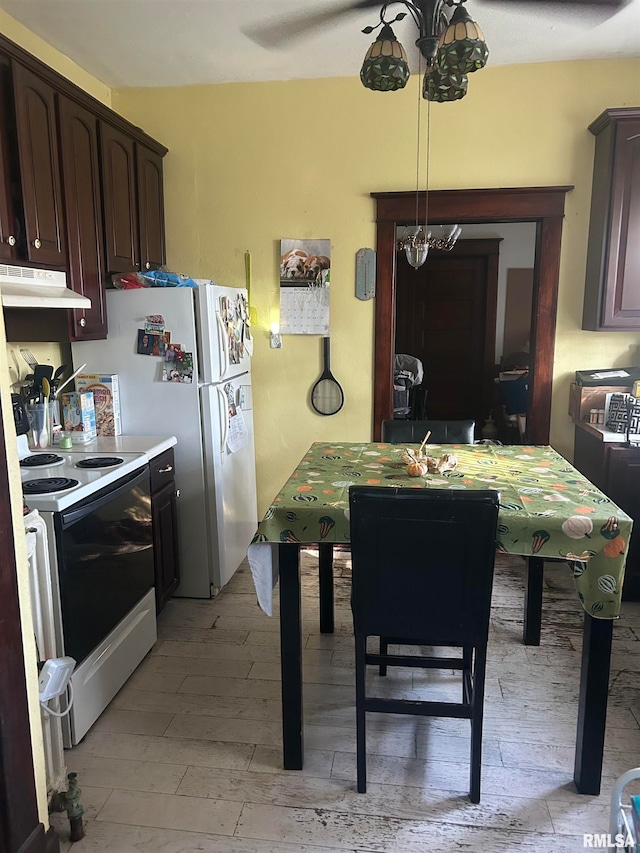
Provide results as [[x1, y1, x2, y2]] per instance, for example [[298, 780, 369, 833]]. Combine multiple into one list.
[[348, 487, 499, 802], [381, 418, 475, 444]]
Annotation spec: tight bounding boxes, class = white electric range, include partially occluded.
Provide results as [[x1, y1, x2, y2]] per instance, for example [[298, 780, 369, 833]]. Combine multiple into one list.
[[18, 439, 149, 512], [17, 433, 157, 747]]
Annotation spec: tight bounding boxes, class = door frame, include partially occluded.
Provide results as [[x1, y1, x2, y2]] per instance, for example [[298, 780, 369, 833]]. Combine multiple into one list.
[[372, 186, 573, 442], [0, 397, 58, 853]]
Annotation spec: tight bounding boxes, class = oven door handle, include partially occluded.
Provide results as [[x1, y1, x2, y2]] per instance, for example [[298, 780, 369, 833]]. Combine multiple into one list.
[[59, 466, 150, 527]]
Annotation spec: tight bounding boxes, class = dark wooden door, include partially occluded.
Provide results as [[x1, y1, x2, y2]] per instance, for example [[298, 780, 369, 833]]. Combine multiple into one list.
[[395, 239, 499, 427], [100, 121, 140, 273], [12, 62, 66, 266], [0, 403, 59, 852], [58, 95, 108, 340], [137, 142, 165, 272]]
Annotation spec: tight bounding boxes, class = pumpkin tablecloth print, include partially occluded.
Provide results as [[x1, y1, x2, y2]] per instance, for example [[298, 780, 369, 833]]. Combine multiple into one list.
[[253, 443, 633, 619]]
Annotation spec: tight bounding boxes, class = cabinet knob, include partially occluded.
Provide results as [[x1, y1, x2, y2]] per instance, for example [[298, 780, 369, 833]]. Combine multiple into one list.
[[175, 489, 181, 498], [158, 465, 173, 474], [79, 318, 86, 327], [7, 235, 16, 246], [33, 238, 42, 249], [145, 262, 151, 270]]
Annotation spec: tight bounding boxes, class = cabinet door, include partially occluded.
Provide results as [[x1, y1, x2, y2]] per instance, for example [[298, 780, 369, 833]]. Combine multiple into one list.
[[137, 143, 165, 271], [58, 96, 108, 340], [0, 56, 19, 261], [583, 110, 640, 331], [100, 121, 140, 273], [12, 62, 66, 265], [152, 480, 180, 613], [606, 446, 640, 600]]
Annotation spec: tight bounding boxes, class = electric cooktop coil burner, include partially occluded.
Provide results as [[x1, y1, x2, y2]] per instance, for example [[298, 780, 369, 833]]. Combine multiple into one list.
[[75, 456, 124, 469], [20, 453, 64, 468], [23, 477, 79, 494]]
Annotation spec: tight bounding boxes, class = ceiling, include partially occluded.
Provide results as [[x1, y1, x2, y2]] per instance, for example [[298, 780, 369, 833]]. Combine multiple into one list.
[[0, 0, 638, 89]]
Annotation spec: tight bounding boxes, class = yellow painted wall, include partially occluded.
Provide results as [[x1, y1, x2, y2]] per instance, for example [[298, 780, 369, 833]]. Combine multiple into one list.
[[113, 60, 640, 515], [0, 9, 111, 105]]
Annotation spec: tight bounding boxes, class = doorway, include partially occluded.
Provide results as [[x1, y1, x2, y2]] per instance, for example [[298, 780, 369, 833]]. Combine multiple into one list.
[[372, 186, 572, 443]]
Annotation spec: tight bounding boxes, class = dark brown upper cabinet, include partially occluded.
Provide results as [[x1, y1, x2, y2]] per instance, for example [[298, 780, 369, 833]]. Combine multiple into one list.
[[100, 124, 166, 275], [0, 32, 167, 342], [100, 121, 140, 273], [582, 107, 640, 331], [12, 62, 66, 266], [137, 143, 166, 272], [58, 95, 108, 340], [0, 55, 20, 262]]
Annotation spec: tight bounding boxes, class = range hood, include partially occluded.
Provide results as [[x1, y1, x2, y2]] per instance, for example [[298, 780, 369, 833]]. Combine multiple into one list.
[[0, 264, 91, 309]]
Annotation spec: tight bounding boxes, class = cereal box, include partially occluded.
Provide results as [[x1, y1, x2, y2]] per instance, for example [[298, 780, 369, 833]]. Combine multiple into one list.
[[61, 391, 97, 443], [75, 374, 121, 436]]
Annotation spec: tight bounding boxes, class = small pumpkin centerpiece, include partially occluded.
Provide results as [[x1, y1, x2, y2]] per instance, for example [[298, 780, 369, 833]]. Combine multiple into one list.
[[401, 448, 429, 477]]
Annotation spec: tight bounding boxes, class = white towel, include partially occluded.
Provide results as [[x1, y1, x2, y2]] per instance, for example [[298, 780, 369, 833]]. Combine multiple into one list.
[[247, 542, 279, 616]]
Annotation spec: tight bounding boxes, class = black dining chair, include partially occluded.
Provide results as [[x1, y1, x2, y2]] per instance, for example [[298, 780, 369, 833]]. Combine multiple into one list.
[[348, 486, 500, 802], [381, 418, 475, 445]]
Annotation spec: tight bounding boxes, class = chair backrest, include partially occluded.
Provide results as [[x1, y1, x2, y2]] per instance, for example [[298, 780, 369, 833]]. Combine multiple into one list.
[[381, 419, 475, 445], [498, 374, 529, 416], [349, 487, 499, 646]]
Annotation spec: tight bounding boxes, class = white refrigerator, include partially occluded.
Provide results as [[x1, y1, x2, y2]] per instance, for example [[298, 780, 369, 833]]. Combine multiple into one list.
[[72, 282, 258, 597]]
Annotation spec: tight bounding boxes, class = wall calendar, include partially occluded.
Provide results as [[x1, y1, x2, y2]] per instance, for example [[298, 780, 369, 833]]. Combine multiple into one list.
[[279, 238, 330, 335]]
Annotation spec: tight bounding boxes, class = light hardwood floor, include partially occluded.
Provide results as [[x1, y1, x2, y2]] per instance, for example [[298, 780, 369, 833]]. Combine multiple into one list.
[[53, 550, 640, 852]]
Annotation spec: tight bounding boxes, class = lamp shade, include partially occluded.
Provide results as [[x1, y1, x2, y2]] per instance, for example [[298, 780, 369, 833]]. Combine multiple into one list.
[[398, 228, 430, 269], [436, 4, 489, 74], [423, 66, 468, 102], [360, 24, 410, 91]]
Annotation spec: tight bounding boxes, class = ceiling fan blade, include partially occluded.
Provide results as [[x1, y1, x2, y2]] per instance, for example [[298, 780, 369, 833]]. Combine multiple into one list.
[[477, 0, 628, 5], [243, 0, 380, 50]]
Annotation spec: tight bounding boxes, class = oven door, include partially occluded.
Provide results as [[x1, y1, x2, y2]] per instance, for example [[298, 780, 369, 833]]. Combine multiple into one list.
[[54, 466, 153, 665]]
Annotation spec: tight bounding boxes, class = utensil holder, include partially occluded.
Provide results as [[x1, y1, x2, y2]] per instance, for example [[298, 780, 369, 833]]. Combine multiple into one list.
[[26, 402, 51, 450]]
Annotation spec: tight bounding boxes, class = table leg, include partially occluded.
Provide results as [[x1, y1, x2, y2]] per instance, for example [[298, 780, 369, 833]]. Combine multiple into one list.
[[319, 543, 334, 634], [279, 542, 304, 770], [523, 556, 543, 646], [574, 615, 613, 795]]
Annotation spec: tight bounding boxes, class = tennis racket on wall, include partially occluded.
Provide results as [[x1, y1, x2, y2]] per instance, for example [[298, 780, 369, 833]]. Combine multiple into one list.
[[311, 337, 344, 416]]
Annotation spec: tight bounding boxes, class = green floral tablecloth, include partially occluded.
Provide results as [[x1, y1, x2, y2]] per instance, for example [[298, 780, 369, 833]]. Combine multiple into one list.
[[254, 442, 633, 619]]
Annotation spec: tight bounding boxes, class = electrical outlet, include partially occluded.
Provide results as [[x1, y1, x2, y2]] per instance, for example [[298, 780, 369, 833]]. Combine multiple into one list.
[[39, 657, 75, 703], [270, 331, 282, 349]]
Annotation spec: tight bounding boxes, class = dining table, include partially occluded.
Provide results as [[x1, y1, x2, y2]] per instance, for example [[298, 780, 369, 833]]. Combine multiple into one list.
[[247, 441, 634, 796]]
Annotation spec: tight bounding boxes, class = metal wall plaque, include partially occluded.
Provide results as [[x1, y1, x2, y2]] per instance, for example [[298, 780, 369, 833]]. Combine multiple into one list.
[[355, 248, 376, 301]]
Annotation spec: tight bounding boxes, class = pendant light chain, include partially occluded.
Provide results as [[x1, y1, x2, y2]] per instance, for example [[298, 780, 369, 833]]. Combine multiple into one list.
[[414, 51, 422, 231], [424, 98, 431, 235]]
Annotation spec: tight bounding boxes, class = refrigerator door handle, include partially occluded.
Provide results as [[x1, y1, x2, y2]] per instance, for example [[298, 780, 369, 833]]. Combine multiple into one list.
[[216, 385, 229, 462], [216, 310, 230, 380]]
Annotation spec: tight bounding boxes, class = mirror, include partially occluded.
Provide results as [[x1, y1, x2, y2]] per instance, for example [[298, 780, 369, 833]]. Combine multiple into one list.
[[393, 222, 536, 441]]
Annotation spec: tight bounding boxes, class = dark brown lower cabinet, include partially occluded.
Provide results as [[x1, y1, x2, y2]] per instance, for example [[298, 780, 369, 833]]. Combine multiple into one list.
[[574, 424, 640, 600], [150, 448, 180, 613]]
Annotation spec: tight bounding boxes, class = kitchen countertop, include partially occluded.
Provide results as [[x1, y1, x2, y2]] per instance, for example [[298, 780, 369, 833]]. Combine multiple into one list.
[[574, 421, 640, 443], [57, 434, 177, 459]]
